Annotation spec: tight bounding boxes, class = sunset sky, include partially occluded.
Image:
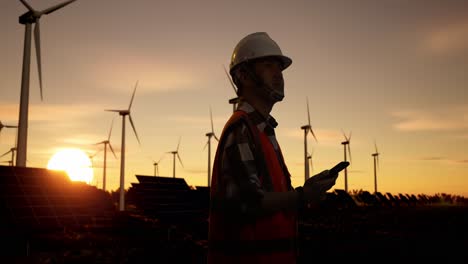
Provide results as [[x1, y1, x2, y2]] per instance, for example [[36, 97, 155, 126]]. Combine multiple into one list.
[[1, 0, 467, 197]]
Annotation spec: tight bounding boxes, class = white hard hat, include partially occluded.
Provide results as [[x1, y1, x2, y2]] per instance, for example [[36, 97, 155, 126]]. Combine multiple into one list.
[[229, 32, 292, 74]]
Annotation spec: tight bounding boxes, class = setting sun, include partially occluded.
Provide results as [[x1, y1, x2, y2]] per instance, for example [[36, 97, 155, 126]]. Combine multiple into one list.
[[47, 148, 94, 184]]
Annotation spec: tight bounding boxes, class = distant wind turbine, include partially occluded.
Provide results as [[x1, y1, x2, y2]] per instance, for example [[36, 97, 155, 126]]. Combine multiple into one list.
[[307, 149, 314, 175], [167, 137, 183, 178], [105, 81, 141, 211], [372, 140, 380, 194], [223, 65, 239, 113], [1, 147, 17, 166], [94, 118, 117, 192], [87, 149, 101, 187], [15, 0, 77, 167], [300, 97, 317, 182], [204, 106, 219, 187], [152, 153, 165, 176], [341, 130, 352, 192]]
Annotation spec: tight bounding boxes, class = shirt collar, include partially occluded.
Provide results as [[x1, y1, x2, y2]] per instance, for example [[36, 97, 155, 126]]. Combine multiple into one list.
[[237, 100, 278, 132]]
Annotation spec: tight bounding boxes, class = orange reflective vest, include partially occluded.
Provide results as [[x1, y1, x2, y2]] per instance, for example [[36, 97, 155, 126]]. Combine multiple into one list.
[[208, 110, 297, 264]]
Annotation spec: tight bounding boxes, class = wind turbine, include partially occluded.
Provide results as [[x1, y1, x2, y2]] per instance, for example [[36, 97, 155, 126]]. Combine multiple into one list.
[[223, 65, 239, 112], [372, 141, 380, 194], [307, 149, 314, 175], [15, 0, 77, 167], [87, 149, 100, 187], [300, 97, 317, 182], [341, 130, 352, 192], [167, 137, 183, 178], [152, 153, 165, 176], [105, 81, 141, 211], [94, 118, 117, 192], [204, 106, 219, 187], [1, 147, 17, 166]]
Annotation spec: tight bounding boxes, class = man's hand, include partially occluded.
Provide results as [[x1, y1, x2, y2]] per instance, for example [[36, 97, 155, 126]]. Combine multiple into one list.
[[303, 170, 339, 203]]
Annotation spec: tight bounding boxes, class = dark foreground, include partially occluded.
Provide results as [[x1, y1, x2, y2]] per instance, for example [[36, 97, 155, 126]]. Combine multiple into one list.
[[3, 204, 468, 263], [1, 166, 467, 263]]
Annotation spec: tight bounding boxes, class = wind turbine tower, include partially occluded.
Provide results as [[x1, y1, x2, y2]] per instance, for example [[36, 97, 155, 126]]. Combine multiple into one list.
[[94, 118, 117, 192], [300, 97, 317, 182], [341, 130, 352, 192], [372, 141, 380, 194], [15, 0, 77, 167], [167, 137, 183, 178], [223, 65, 239, 112], [105, 81, 141, 211], [204, 106, 219, 187]]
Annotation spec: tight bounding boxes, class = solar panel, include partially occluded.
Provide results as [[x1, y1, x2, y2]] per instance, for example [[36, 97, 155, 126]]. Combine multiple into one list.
[[0, 165, 115, 233], [129, 175, 208, 224]]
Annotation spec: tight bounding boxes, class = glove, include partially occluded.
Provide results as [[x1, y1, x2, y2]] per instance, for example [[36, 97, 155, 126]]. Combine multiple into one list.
[[302, 169, 339, 204]]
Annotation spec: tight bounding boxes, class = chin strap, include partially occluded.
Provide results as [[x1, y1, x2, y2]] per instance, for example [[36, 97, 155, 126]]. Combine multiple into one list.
[[241, 64, 284, 102]]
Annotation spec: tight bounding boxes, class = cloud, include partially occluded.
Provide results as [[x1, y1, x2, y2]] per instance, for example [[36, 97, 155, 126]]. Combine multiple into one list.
[[391, 105, 468, 132], [0, 103, 102, 122], [416, 156, 468, 165], [89, 53, 205, 93], [420, 156, 446, 161], [422, 20, 468, 55]]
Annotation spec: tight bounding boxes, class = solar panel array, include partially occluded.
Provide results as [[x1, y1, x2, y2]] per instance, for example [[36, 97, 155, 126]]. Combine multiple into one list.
[[128, 175, 209, 224], [0, 165, 115, 234]]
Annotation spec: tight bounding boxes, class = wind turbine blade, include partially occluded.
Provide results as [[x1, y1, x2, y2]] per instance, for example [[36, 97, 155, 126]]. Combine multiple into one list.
[[223, 64, 237, 94], [108, 142, 117, 159], [105, 109, 121, 113], [348, 143, 352, 164], [341, 129, 348, 141], [348, 131, 352, 142], [203, 140, 208, 151], [176, 136, 181, 151], [309, 128, 318, 142], [210, 106, 215, 133], [20, 0, 34, 12], [177, 153, 184, 168], [128, 114, 141, 145], [158, 153, 166, 163], [306, 97, 311, 127], [0, 150, 11, 159], [128, 81, 138, 110], [34, 21, 43, 101], [374, 140, 378, 154], [108, 117, 115, 141], [214, 134, 219, 142], [41, 0, 76, 15]]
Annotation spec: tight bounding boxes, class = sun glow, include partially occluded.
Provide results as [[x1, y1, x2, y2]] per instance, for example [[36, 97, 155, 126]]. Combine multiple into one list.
[[47, 148, 94, 184]]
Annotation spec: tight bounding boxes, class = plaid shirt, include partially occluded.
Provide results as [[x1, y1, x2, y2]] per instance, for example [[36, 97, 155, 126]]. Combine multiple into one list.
[[219, 100, 292, 217]]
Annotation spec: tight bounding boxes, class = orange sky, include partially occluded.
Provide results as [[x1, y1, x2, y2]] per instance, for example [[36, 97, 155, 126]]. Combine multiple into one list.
[[1, 0, 467, 197]]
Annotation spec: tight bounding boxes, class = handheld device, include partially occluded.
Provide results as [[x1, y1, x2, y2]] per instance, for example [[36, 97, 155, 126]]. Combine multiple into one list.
[[329, 161, 350, 176]]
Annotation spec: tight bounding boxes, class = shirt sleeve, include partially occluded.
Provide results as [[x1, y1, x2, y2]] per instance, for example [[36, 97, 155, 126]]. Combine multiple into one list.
[[219, 121, 265, 219]]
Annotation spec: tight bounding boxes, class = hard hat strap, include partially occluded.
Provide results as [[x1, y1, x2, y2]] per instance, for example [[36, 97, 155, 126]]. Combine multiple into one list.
[[241, 62, 284, 102]]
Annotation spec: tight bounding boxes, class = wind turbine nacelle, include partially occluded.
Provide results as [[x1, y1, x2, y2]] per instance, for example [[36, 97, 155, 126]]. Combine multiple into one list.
[[19, 12, 39, 24]]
